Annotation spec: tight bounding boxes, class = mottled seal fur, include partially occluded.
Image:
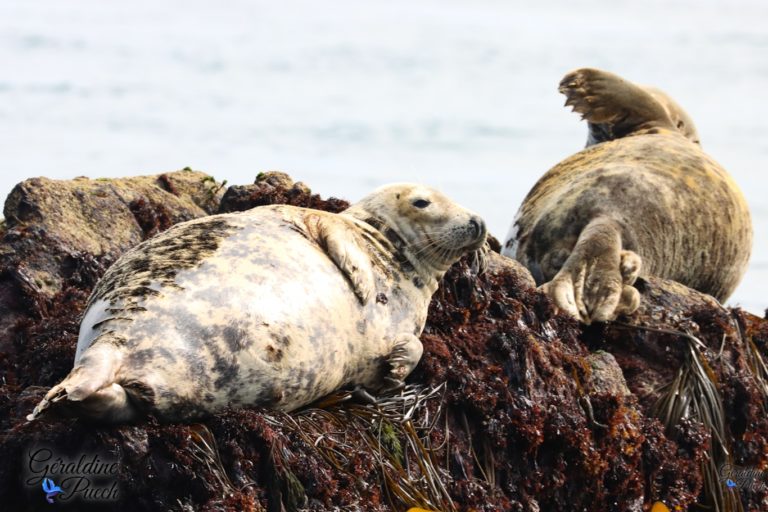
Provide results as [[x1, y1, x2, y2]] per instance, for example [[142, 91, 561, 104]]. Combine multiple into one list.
[[29, 183, 487, 422], [503, 67, 752, 324]]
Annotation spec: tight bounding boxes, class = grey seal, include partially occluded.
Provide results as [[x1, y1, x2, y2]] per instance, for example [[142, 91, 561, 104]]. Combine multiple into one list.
[[503, 68, 752, 324], [29, 183, 487, 422]]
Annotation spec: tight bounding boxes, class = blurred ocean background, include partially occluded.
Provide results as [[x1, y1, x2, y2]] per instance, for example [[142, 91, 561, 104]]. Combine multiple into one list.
[[0, 0, 765, 313]]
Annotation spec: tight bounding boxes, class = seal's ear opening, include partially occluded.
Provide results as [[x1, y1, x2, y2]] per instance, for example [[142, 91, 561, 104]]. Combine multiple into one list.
[[645, 85, 701, 145]]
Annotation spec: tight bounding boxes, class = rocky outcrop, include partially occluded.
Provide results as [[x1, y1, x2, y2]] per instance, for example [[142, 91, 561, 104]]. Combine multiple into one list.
[[0, 169, 224, 363], [0, 172, 765, 511]]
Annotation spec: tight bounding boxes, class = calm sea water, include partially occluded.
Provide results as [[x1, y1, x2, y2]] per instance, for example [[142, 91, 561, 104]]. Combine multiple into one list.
[[1, 0, 766, 313]]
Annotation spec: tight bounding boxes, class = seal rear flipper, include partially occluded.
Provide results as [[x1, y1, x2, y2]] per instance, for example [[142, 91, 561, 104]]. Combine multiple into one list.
[[75, 383, 143, 422], [27, 382, 142, 423], [559, 67, 676, 143], [27, 347, 141, 423]]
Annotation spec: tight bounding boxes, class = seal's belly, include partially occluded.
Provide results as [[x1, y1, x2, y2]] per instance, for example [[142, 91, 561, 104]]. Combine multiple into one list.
[[77, 208, 417, 417]]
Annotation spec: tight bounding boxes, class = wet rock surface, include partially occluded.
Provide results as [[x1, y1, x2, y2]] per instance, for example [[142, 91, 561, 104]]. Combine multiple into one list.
[[0, 172, 766, 511]]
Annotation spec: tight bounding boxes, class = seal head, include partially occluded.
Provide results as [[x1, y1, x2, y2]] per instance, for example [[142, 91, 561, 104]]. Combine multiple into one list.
[[345, 183, 487, 280]]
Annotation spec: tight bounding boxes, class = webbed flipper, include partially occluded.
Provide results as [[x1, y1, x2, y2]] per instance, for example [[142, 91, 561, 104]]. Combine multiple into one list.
[[540, 216, 641, 324], [27, 344, 140, 423], [559, 67, 677, 145], [314, 215, 376, 305]]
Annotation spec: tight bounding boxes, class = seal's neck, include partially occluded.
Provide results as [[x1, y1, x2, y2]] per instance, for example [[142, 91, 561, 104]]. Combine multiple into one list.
[[342, 207, 449, 293]]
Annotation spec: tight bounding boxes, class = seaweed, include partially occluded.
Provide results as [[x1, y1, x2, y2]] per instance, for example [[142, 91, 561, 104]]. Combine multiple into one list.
[[0, 173, 766, 511]]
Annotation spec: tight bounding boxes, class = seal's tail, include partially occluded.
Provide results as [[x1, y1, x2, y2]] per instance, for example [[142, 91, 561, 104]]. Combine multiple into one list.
[[27, 345, 141, 423]]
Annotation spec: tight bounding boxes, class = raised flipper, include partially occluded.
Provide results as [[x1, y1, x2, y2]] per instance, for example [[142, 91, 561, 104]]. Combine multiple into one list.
[[540, 216, 641, 324], [314, 215, 376, 304], [559, 67, 677, 145], [27, 344, 141, 423]]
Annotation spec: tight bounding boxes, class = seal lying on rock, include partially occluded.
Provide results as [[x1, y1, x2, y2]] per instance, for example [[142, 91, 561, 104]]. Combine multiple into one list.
[[503, 67, 752, 324], [29, 183, 487, 422]]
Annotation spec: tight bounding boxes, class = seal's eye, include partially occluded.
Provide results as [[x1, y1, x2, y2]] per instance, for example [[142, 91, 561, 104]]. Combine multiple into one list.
[[412, 199, 431, 209]]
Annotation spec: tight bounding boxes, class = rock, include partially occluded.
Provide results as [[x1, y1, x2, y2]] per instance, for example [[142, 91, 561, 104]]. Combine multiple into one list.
[[3, 170, 222, 261], [0, 172, 765, 512], [256, 170, 298, 189], [485, 249, 536, 289], [0, 169, 225, 383], [586, 351, 630, 396]]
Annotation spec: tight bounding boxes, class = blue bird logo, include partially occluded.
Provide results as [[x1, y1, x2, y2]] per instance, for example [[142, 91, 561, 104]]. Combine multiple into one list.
[[726, 478, 738, 488], [41, 478, 63, 504]]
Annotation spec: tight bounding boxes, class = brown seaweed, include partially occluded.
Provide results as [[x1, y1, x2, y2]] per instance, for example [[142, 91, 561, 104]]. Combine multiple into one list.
[[0, 172, 766, 511]]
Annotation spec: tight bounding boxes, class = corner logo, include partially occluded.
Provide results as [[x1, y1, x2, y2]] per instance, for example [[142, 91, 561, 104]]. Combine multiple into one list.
[[23, 447, 119, 503], [41, 478, 63, 504], [719, 464, 768, 492]]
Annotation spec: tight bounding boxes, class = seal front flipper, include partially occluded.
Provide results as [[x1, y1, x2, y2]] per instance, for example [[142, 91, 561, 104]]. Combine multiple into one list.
[[541, 217, 641, 324], [559, 67, 676, 144], [350, 334, 424, 402], [380, 334, 424, 393], [314, 215, 376, 304]]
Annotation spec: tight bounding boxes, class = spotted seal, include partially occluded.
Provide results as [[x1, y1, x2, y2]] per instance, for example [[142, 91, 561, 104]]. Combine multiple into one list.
[[503, 67, 752, 324], [29, 183, 487, 422]]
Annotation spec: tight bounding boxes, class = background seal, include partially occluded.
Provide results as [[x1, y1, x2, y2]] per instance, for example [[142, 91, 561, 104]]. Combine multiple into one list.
[[503, 68, 752, 324]]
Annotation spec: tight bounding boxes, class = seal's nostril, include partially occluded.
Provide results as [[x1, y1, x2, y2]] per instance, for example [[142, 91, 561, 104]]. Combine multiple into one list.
[[469, 217, 485, 239]]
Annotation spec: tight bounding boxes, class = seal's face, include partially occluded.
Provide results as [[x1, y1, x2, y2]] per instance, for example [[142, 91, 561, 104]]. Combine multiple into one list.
[[347, 183, 487, 271], [646, 86, 700, 144]]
